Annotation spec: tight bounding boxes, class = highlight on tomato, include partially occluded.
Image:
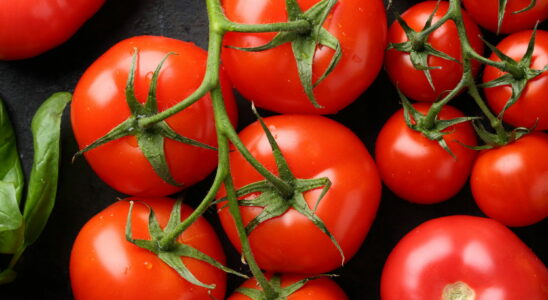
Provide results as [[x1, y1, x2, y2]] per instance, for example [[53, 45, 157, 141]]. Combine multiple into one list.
[[70, 198, 228, 300], [0, 0, 106, 60], [217, 115, 381, 274], [381, 215, 548, 300], [384, 1, 484, 102], [71, 36, 237, 197], [221, 0, 387, 114]]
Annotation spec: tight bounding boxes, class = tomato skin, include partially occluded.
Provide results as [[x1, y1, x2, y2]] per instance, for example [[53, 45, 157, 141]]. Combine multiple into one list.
[[463, 0, 548, 34], [228, 274, 349, 300], [381, 215, 548, 300], [71, 36, 237, 197], [0, 0, 105, 60], [471, 133, 548, 227], [221, 0, 387, 114], [70, 198, 227, 300], [483, 30, 548, 130], [384, 1, 484, 102], [375, 103, 477, 204], [217, 115, 381, 273]]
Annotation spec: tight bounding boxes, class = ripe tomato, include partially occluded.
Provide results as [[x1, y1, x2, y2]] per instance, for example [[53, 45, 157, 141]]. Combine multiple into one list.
[[70, 197, 227, 300], [463, 0, 548, 34], [471, 132, 548, 227], [381, 215, 548, 300], [483, 30, 548, 130], [217, 115, 381, 273], [0, 0, 105, 60], [384, 1, 484, 102], [221, 0, 387, 114], [71, 36, 237, 196], [228, 274, 348, 300], [375, 103, 477, 204]]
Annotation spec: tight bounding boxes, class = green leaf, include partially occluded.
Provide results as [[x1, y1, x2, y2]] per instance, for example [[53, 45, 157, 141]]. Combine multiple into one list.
[[22, 92, 71, 246], [0, 182, 23, 233], [0, 98, 24, 203]]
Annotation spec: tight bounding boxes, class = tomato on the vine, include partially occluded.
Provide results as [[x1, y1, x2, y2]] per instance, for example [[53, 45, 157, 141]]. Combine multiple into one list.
[[221, 0, 387, 114], [381, 215, 548, 300], [375, 103, 477, 204], [71, 36, 237, 197], [471, 132, 548, 227], [384, 1, 484, 102], [217, 115, 381, 273], [0, 0, 105, 60], [463, 0, 548, 34], [483, 30, 548, 130], [70, 198, 227, 300]]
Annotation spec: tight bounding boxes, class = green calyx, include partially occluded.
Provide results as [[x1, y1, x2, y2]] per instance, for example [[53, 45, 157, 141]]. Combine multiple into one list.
[[226, 0, 342, 108], [469, 120, 530, 149], [235, 274, 333, 300], [479, 26, 547, 121], [125, 199, 247, 289], [216, 106, 344, 265], [74, 49, 216, 186], [388, 1, 459, 92], [497, 0, 537, 34]]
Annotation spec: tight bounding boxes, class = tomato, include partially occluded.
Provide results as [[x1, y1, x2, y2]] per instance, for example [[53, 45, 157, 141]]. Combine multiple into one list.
[[228, 274, 348, 300], [463, 0, 548, 34], [217, 115, 381, 273], [381, 215, 548, 300], [221, 0, 387, 114], [483, 30, 548, 130], [0, 0, 105, 60], [71, 36, 237, 196], [471, 132, 548, 227], [375, 103, 477, 204], [384, 1, 484, 102], [70, 197, 227, 300]]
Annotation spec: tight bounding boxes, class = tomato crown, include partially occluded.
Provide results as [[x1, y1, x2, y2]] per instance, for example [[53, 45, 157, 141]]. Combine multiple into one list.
[[234, 275, 334, 300]]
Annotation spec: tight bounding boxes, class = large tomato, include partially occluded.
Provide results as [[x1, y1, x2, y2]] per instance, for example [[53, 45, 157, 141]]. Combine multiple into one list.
[[381, 215, 548, 300], [71, 36, 237, 196], [70, 197, 227, 300], [228, 274, 348, 300], [221, 0, 387, 114], [463, 0, 548, 34], [217, 115, 381, 273], [471, 132, 548, 227], [483, 30, 548, 130], [384, 1, 484, 102], [0, 0, 105, 60], [375, 103, 477, 204]]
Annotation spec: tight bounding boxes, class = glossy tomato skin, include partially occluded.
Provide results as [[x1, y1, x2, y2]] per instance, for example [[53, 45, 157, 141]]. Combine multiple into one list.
[[71, 36, 237, 197], [483, 30, 548, 130], [228, 274, 349, 300], [221, 0, 387, 114], [375, 103, 477, 204], [70, 198, 227, 300], [385, 1, 484, 102], [463, 0, 548, 34], [381, 215, 548, 300], [471, 133, 548, 227], [0, 0, 105, 60], [217, 115, 381, 273]]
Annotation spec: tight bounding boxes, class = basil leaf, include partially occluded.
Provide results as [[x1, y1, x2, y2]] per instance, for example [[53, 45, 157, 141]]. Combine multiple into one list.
[[0, 182, 23, 232], [22, 92, 71, 246]]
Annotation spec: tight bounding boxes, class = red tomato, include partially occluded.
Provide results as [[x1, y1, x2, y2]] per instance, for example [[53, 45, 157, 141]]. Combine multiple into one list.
[[71, 36, 237, 196], [217, 115, 381, 273], [375, 103, 477, 204], [0, 0, 105, 60], [221, 0, 387, 114], [483, 30, 548, 130], [471, 132, 548, 227], [381, 215, 548, 300], [70, 198, 227, 300], [384, 1, 484, 102], [463, 0, 548, 34], [228, 274, 348, 300]]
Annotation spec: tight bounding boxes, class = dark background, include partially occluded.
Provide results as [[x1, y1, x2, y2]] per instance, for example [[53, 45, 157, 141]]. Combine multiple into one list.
[[0, 0, 546, 299]]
